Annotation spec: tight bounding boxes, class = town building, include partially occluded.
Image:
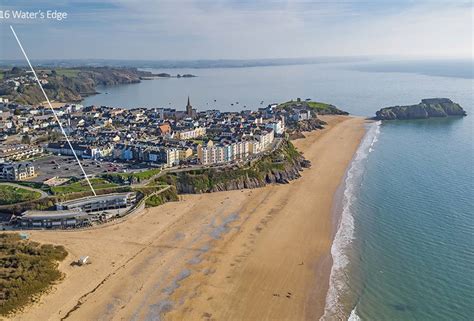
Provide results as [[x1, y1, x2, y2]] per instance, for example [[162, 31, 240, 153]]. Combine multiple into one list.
[[18, 209, 91, 229], [174, 126, 206, 140], [46, 142, 112, 159], [255, 129, 275, 150], [57, 192, 137, 213], [158, 123, 172, 135], [178, 147, 193, 161], [146, 146, 179, 167], [114, 143, 181, 168], [0, 144, 43, 162], [0, 95, 316, 173], [0, 162, 36, 181], [197, 139, 253, 165], [265, 118, 285, 135]]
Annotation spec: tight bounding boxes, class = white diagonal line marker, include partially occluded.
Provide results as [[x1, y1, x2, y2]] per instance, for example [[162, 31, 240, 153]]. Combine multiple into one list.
[[10, 25, 97, 196]]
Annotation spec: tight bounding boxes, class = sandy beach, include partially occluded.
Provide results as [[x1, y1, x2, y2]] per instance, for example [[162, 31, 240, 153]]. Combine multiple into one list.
[[9, 115, 366, 321]]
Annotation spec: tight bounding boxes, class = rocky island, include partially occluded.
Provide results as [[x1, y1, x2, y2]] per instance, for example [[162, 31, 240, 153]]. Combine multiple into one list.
[[375, 98, 467, 120], [155, 73, 197, 78]]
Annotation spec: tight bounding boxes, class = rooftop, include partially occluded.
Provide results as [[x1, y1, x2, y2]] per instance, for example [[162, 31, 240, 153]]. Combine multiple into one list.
[[21, 208, 88, 220], [60, 192, 135, 207]]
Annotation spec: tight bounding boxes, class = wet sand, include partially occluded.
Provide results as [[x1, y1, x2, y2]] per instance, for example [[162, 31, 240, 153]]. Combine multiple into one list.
[[10, 115, 366, 321]]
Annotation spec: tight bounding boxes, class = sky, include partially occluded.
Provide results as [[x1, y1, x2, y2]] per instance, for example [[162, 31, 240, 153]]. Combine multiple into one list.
[[0, 0, 472, 60]]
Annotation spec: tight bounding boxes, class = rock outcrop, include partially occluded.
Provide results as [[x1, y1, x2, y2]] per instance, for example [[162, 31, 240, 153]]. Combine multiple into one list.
[[288, 118, 328, 139], [375, 98, 467, 120], [174, 163, 305, 194]]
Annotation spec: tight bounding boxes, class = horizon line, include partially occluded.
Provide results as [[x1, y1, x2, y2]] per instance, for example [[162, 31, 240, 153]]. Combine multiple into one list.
[[0, 55, 472, 63]]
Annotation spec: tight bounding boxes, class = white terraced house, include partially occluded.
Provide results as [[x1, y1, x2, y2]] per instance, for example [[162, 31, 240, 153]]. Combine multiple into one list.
[[0, 144, 43, 162], [197, 139, 255, 165]]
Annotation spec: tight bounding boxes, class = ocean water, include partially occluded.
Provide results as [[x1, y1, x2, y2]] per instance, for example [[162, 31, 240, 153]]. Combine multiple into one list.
[[325, 116, 474, 321], [83, 60, 474, 320]]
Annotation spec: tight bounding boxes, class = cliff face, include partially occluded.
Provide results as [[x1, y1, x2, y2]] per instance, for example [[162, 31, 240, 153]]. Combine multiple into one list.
[[375, 98, 467, 120], [174, 163, 306, 193], [160, 140, 311, 194]]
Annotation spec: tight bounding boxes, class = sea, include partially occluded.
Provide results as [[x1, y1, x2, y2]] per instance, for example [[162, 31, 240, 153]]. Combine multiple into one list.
[[82, 58, 474, 321]]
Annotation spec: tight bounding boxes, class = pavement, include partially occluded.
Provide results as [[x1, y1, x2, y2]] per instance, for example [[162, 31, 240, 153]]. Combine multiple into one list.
[[29, 155, 138, 182]]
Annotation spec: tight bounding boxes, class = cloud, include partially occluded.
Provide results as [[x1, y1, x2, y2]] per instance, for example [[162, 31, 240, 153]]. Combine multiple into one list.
[[1, 0, 472, 60], [334, 2, 473, 58]]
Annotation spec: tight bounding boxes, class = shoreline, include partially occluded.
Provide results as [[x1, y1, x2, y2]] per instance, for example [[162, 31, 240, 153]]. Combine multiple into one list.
[[321, 120, 380, 320], [8, 115, 367, 321]]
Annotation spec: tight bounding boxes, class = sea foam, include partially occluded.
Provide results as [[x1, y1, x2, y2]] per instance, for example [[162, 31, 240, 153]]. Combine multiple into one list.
[[320, 121, 381, 321], [348, 307, 362, 321]]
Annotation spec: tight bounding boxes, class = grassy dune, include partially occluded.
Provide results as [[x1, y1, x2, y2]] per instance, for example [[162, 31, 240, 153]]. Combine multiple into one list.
[[0, 185, 41, 205], [0, 234, 67, 316]]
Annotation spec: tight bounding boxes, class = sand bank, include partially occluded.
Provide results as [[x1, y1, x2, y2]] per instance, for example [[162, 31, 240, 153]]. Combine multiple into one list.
[[10, 115, 366, 321]]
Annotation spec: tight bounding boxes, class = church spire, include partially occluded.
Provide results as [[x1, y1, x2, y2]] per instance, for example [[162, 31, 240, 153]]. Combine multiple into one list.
[[186, 96, 193, 117]]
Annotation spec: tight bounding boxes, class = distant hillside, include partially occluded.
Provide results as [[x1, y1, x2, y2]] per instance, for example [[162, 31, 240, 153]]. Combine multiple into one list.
[[0, 67, 156, 105], [375, 98, 467, 120]]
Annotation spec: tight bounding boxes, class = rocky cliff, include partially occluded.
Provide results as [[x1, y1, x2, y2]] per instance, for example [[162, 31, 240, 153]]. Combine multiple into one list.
[[375, 98, 467, 120], [159, 140, 310, 194]]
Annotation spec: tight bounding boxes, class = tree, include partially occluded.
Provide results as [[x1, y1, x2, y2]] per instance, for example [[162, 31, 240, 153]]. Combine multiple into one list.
[[21, 134, 31, 144], [48, 130, 61, 142], [11, 67, 22, 74]]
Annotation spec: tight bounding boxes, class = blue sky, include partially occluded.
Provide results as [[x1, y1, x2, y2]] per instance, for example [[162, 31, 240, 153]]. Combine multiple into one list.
[[0, 0, 472, 60]]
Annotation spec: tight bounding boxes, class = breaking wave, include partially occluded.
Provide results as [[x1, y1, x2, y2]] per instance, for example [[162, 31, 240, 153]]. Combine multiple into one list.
[[320, 121, 381, 321], [348, 307, 362, 321]]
